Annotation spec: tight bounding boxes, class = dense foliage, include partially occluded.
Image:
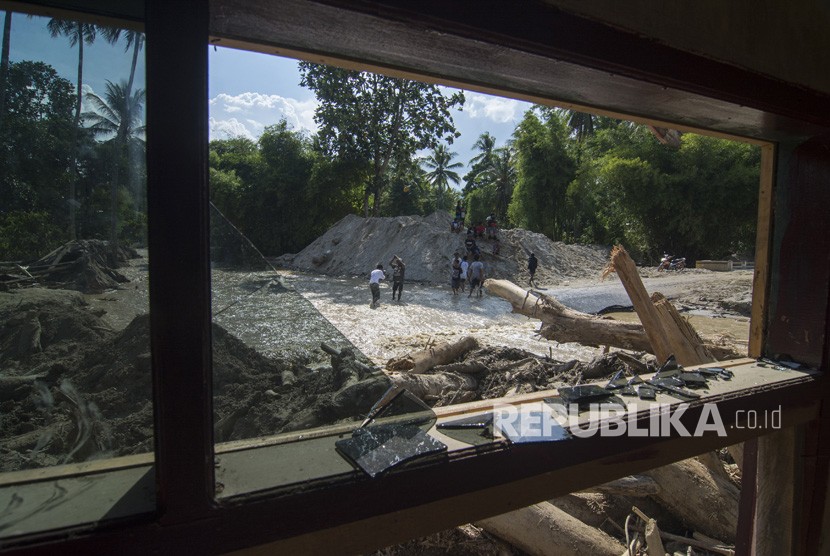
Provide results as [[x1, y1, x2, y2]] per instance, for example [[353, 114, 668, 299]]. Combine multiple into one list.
[[0, 15, 146, 262], [2, 16, 760, 263], [298, 62, 464, 217]]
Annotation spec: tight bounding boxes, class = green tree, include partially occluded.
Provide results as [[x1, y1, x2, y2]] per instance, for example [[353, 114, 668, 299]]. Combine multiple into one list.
[[463, 131, 497, 193], [384, 154, 431, 216], [422, 143, 462, 211], [299, 63, 464, 216], [508, 108, 576, 240], [99, 28, 144, 107], [46, 18, 101, 239], [209, 122, 355, 256], [83, 80, 146, 253], [46, 19, 97, 125], [0, 61, 77, 259], [564, 109, 595, 143], [486, 146, 516, 222], [575, 122, 760, 261], [1, 61, 76, 212]]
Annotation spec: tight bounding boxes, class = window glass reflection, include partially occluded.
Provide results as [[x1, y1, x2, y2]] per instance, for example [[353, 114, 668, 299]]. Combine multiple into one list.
[[0, 8, 149, 483]]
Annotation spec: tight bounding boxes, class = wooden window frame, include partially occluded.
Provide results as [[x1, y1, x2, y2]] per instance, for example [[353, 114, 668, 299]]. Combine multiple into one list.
[[1, 0, 829, 554]]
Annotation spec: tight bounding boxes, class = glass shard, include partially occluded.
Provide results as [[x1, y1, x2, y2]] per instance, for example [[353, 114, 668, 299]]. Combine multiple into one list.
[[335, 423, 446, 477]]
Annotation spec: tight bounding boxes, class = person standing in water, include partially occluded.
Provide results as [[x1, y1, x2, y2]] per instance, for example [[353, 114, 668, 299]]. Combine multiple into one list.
[[369, 264, 385, 308], [389, 255, 406, 301], [451, 254, 462, 295], [528, 253, 538, 285], [468, 254, 485, 298]]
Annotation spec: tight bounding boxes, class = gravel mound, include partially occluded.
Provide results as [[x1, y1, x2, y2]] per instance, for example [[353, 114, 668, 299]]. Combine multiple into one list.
[[282, 212, 611, 285]]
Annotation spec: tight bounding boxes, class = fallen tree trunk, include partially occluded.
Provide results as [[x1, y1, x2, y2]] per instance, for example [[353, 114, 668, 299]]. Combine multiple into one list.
[[606, 246, 716, 367], [486, 280, 652, 351], [388, 371, 478, 404], [386, 336, 479, 374], [488, 279, 741, 360], [651, 291, 716, 365], [644, 458, 740, 543], [548, 493, 610, 528], [476, 501, 625, 556]]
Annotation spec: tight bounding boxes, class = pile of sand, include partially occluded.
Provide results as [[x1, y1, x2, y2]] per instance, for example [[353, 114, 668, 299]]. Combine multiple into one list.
[[281, 212, 611, 285]]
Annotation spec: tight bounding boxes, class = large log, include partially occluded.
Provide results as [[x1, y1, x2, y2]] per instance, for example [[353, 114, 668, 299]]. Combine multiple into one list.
[[607, 246, 715, 367], [476, 502, 625, 556], [487, 279, 740, 359], [582, 475, 661, 497], [606, 246, 673, 363], [386, 336, 479, 374], [486, 280, 653, 351], [651, 291, 716, 365], [645, 458, 740, 543]]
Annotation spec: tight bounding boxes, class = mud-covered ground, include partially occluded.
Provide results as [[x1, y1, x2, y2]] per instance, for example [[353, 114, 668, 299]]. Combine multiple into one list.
[[0, 246, 751, 473], [0, 238, 753, 556]]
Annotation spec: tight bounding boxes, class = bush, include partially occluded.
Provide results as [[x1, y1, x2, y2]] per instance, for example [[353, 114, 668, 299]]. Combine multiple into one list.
[[0, 211, 64, 262]]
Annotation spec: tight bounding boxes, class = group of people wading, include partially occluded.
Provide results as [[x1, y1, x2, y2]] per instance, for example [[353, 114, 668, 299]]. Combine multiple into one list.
[[367, 207, 541, 308]]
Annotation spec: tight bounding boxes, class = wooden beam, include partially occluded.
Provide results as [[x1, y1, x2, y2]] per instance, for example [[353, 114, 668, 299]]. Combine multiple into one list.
[[749, 143, 775, 358], [754, 427, 798, 555], [145, 0, 214, 523]]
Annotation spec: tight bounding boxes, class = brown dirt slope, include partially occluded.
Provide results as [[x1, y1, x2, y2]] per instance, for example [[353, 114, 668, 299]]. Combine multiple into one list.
[[282, 212, 610, 285]]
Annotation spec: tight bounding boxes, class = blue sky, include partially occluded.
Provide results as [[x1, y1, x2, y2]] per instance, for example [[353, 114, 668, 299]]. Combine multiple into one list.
[[8, 12, 145, 110], [7, 11, 533, 175], [208, 46, 534, 173]]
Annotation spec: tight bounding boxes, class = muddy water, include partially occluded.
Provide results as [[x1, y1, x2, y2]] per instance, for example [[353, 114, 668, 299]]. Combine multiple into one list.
[[279, 272, 603, 364], [211, 268, 752, 367], [90, 259, 750, 369], [209, 269, 603, 366]]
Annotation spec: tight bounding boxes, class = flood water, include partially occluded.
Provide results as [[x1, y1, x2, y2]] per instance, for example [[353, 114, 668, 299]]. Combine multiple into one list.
[[100, 259, 746, 369], [211, 269, 603, 366]]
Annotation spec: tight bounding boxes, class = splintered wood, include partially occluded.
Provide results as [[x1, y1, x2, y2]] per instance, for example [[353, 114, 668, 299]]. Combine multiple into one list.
[[607, 245, 716, 367]]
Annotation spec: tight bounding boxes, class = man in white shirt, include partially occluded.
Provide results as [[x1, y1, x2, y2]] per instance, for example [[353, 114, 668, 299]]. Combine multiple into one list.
[[369, 264, 385, 308]]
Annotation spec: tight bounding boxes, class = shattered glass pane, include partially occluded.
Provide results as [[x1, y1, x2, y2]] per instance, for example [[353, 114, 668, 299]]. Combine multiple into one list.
[[335, 423, 447, 477], [437, 414, 495, 446], [210, 203, 396, 442]]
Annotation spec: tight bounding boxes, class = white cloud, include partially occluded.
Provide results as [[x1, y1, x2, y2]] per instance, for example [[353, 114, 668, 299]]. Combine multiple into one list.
[[209, 92, 318, 135], [209, 117, 256, 140], [464, 92, 524, 124]]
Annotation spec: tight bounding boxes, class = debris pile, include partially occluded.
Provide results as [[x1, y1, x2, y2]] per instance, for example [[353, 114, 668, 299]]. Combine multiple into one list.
[[0, 240, 140, 294], [0, 288, 389, 471]]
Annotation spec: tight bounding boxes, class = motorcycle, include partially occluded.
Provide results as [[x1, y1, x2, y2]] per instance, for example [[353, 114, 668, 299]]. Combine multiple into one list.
[[658, 254, 686, 272]]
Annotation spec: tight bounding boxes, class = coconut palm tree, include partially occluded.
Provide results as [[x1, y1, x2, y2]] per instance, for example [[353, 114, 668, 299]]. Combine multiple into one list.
[[46, 18, 99, 239], [422, 143, 462, 210], [565, 110, 595, 143], [84, 80, 145, 141], [84, 80, 145, 257], [46, 18, 97, 125], [463, 131, 497, 192], [99, 28, 144, 111]]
